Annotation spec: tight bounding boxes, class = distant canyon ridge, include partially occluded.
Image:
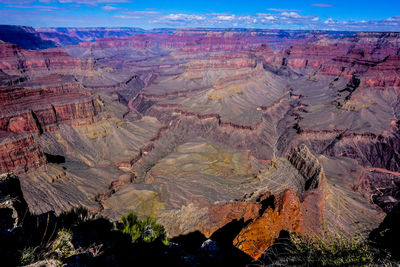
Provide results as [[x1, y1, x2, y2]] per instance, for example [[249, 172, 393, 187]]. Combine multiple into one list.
[[0, 25, 399, 259]]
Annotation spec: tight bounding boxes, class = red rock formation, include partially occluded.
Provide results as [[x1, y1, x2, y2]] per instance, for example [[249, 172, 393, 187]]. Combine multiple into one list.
[[0, 43, 105, 173], [231, 145, 328, 260], [234, 189, 303, 260], [71, 29, 352, 55], [283, 33, 400, 84], [0, 42, 94, 77], [202, 202, 262, 237], [0, 133, 46, 173]]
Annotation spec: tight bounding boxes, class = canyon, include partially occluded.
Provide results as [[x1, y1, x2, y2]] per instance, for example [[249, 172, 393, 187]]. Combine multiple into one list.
[[0, 26, 399, 262]]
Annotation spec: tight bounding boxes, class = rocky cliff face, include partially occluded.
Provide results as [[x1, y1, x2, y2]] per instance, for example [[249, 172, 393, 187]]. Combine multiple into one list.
[[287, 144, 326, 191], [0, 25, 57, 50], [158, 144, 327, 260], [0, 26, 398, 262], [0, 44, 106, 174], [0, 134, 46, 175]]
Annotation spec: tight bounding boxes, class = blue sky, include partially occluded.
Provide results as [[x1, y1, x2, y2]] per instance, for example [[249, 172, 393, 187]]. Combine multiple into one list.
[[0, 0, 399, 31]]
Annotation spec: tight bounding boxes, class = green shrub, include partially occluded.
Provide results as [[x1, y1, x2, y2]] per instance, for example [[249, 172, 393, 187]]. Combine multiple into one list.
[[121, 212, 142, 243], [120, 212, 168, 245]]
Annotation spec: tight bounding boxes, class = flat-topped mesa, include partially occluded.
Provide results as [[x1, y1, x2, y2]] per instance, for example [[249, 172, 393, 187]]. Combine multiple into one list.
[[0, 133, 46, 174], [287, 144, 326, 191]]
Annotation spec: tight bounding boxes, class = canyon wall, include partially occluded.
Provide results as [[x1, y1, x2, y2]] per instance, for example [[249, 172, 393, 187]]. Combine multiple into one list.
[[0, 26, 398, 260]]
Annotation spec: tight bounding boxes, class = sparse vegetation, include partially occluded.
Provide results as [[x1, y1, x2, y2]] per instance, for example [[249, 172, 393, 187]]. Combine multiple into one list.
[[13, 209, 171, 266], [288, 232, 375, 266], [119, 212, 169, 245], [255, 230, 398, 267], [20, 228, 75, 265]]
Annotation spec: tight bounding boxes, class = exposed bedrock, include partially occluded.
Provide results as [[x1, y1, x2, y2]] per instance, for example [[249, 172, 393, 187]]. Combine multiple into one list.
[[0, 42, 86, 77], [158, 144, 326, 260], [0, 134, 47, 173], [0, 94, 103, 135], [159, 201, 262, 239], [232, 145, 328, 259], [281, 33, 400, 88], [287, 144, 326, 190], [70, 29, 353, 53], [0, 91, 104, 174], [287, 130, 400, 173], [357, 168, 400, 213], [233, 189, 303, 260], [0, 28, 398, 264]]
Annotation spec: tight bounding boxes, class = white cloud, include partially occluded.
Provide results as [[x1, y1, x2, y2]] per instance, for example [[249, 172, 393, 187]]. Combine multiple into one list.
[[2, 2, 400, 31], [264, 15, 275, 20], [102, 5, 117, 11], [217, 15, 235, 21], [324, 18, 335, 24], [164, 14, 206, 21], [281, 12, 301, 18], [113, 15, 139, 19]]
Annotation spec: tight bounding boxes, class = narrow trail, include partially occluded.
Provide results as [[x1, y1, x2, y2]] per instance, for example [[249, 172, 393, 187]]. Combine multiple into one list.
[[355, 167, 400, 191], [362, 167, 400, 177]]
